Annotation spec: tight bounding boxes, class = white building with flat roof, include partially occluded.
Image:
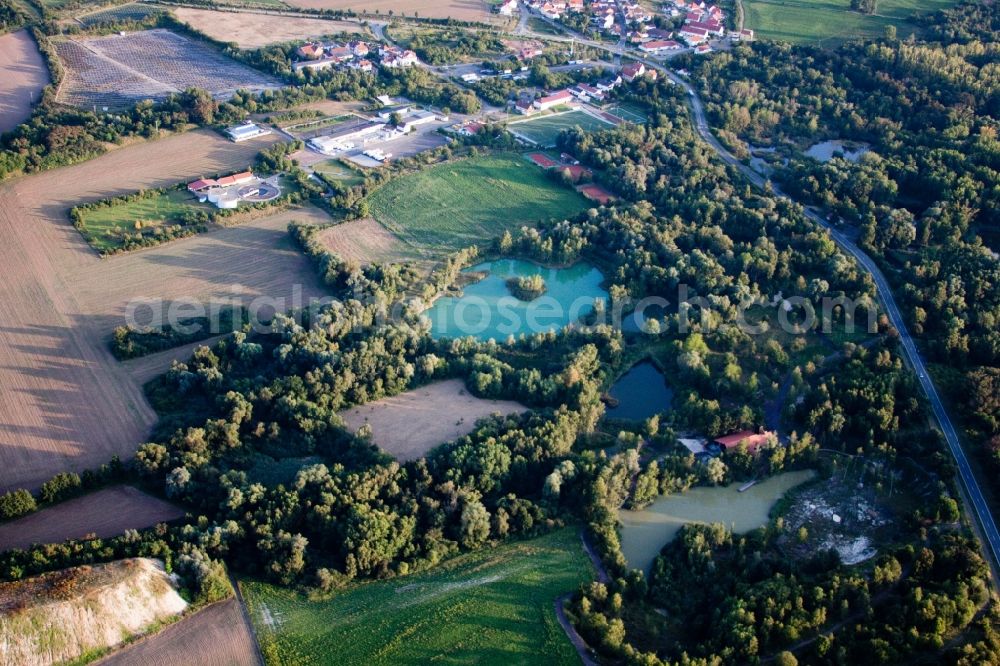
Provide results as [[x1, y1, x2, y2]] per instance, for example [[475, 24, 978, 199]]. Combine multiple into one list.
[[225, 122, 271, 142]]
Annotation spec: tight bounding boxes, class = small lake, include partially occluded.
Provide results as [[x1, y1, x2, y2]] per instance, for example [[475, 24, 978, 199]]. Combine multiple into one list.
[[619, 469, 816, 572], [605, 362, 672, 421], [424, 259, 607, 341], [805, 140, 869, 163]]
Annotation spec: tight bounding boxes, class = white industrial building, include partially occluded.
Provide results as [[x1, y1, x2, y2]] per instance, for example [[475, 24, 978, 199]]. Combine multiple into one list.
[[225, 122, 271, 142]]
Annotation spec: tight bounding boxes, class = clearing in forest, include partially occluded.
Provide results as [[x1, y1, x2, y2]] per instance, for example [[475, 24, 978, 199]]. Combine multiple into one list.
[[338, 378, 527, 460], [365, 154, 589, 253], [242, 527, 593, 665]]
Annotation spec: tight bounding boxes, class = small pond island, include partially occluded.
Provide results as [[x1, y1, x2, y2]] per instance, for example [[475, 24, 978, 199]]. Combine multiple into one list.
[[423, 259, 607, 341]]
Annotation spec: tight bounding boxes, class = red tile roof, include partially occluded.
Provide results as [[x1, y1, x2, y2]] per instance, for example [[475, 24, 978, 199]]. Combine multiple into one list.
[[714, 430, 774, 454]]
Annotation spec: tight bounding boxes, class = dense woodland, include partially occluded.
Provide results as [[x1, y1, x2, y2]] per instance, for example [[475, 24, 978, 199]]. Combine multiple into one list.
[[688, 1, 1000, 479], [0, 2, 997, 663]]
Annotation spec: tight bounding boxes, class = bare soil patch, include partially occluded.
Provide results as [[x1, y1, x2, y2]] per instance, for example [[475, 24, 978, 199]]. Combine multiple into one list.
[[338, 378, 527, 460], [97, 598, 260, 666], [0, 486, 184, 552], [316, 217, 418, 266], [172, 7, 368, 48], [0, 30, 49, 134], [0, 558, 187, 666], [282, 0, 497, 23], [0, 128, 317, 492]]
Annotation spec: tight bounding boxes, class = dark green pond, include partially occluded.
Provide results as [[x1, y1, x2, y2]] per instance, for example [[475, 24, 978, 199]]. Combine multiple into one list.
[[605, 362, 673, 421]]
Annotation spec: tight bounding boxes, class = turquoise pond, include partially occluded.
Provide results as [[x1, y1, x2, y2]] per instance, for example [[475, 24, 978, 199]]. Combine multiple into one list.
[[604, 362, 673, 421], [423, 259, 607, 341]]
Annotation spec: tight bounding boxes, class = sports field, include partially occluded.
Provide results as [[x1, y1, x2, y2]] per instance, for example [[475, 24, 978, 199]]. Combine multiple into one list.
[[366, 154, 589, 253], [508, 109, 615, 147], [242, 528, 594, 665], [744, 0, 958, 44]]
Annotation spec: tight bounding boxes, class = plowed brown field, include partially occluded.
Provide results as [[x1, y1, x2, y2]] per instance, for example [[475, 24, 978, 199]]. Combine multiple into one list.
[[97, 598, 261, 666], [0, 30, 49, 134], [282, 0, 498, 23], [0, 130, 329, 492], [0, 485, 184, 551], [172, 7, 368, 48]]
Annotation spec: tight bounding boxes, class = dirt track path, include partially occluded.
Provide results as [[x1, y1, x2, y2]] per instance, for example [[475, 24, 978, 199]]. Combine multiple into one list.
[[0, 130, 330, 492]]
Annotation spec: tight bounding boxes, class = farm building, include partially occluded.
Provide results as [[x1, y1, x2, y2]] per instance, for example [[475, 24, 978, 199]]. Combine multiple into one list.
[[534, 90, 574, 111], [225, 122, 271, 142], [309, 120, 386, 153], [713, 430, 776, 455]]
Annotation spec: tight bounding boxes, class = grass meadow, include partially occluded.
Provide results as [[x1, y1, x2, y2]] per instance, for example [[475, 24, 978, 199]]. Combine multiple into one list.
[[75, 189, 208, 253], [366, 154, 589, 253], [242, 528, 594, 665], [744, 0, 958, 44], [508, 109, 616, 147]]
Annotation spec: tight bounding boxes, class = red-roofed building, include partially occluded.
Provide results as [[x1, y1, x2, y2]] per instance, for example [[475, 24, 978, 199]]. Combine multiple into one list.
[[534, 89, 574, 111], [679, 25, 710, 44], [621, 62, 646, 81], [713, 430, 776, 455], [686, 19, 724, 35], [215, 171, 254, 187], [187, 178, 216, 193], [640, 39, 683, 55]]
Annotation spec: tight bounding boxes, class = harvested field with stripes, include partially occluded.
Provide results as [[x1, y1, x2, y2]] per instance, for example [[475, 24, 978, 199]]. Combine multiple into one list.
[[55, 29, 281, 110], [0, 30, 49, 134], [0, 486, 184, 552], [0, 129, 328, 492], [97, 598, 261, 666], [171, 7, 367, 48]]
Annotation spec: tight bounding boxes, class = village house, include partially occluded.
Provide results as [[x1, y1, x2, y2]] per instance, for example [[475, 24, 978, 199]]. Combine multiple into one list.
[[498, 0, 518, 16], [640, 39, 683, 55], [713, 430, 777, 456]]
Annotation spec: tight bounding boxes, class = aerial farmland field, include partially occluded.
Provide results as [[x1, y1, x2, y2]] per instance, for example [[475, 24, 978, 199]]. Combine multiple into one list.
[[242, 528, 594, 665], [744, 0, 958, 43], [0, 30, 49, 134], [280, 0, 500, 24], [0, 485, 183, 551], [54, 29, 281, 110], [0, 129, 319, 492], [170, 7, 367, 48], [366, 154, 589, 253]]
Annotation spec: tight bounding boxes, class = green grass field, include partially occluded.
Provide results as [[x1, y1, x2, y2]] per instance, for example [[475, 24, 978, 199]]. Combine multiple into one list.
[[76, 189, 208, 253], [508, 110, 615, 147], [242, 528, 594, 665], [744, 0, 958, 44], [313, 159, 366, 186], [366, 154, 589, 253]]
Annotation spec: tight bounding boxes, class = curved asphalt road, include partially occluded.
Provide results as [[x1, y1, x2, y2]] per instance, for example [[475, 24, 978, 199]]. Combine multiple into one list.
[[671, 73, 1000, 574], [520, 12, 1000, 575]]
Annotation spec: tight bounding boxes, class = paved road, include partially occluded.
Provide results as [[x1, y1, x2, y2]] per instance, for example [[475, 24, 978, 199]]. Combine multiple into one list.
[[517, 10, 1000, 576], [667, 72, 1000, 575]]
